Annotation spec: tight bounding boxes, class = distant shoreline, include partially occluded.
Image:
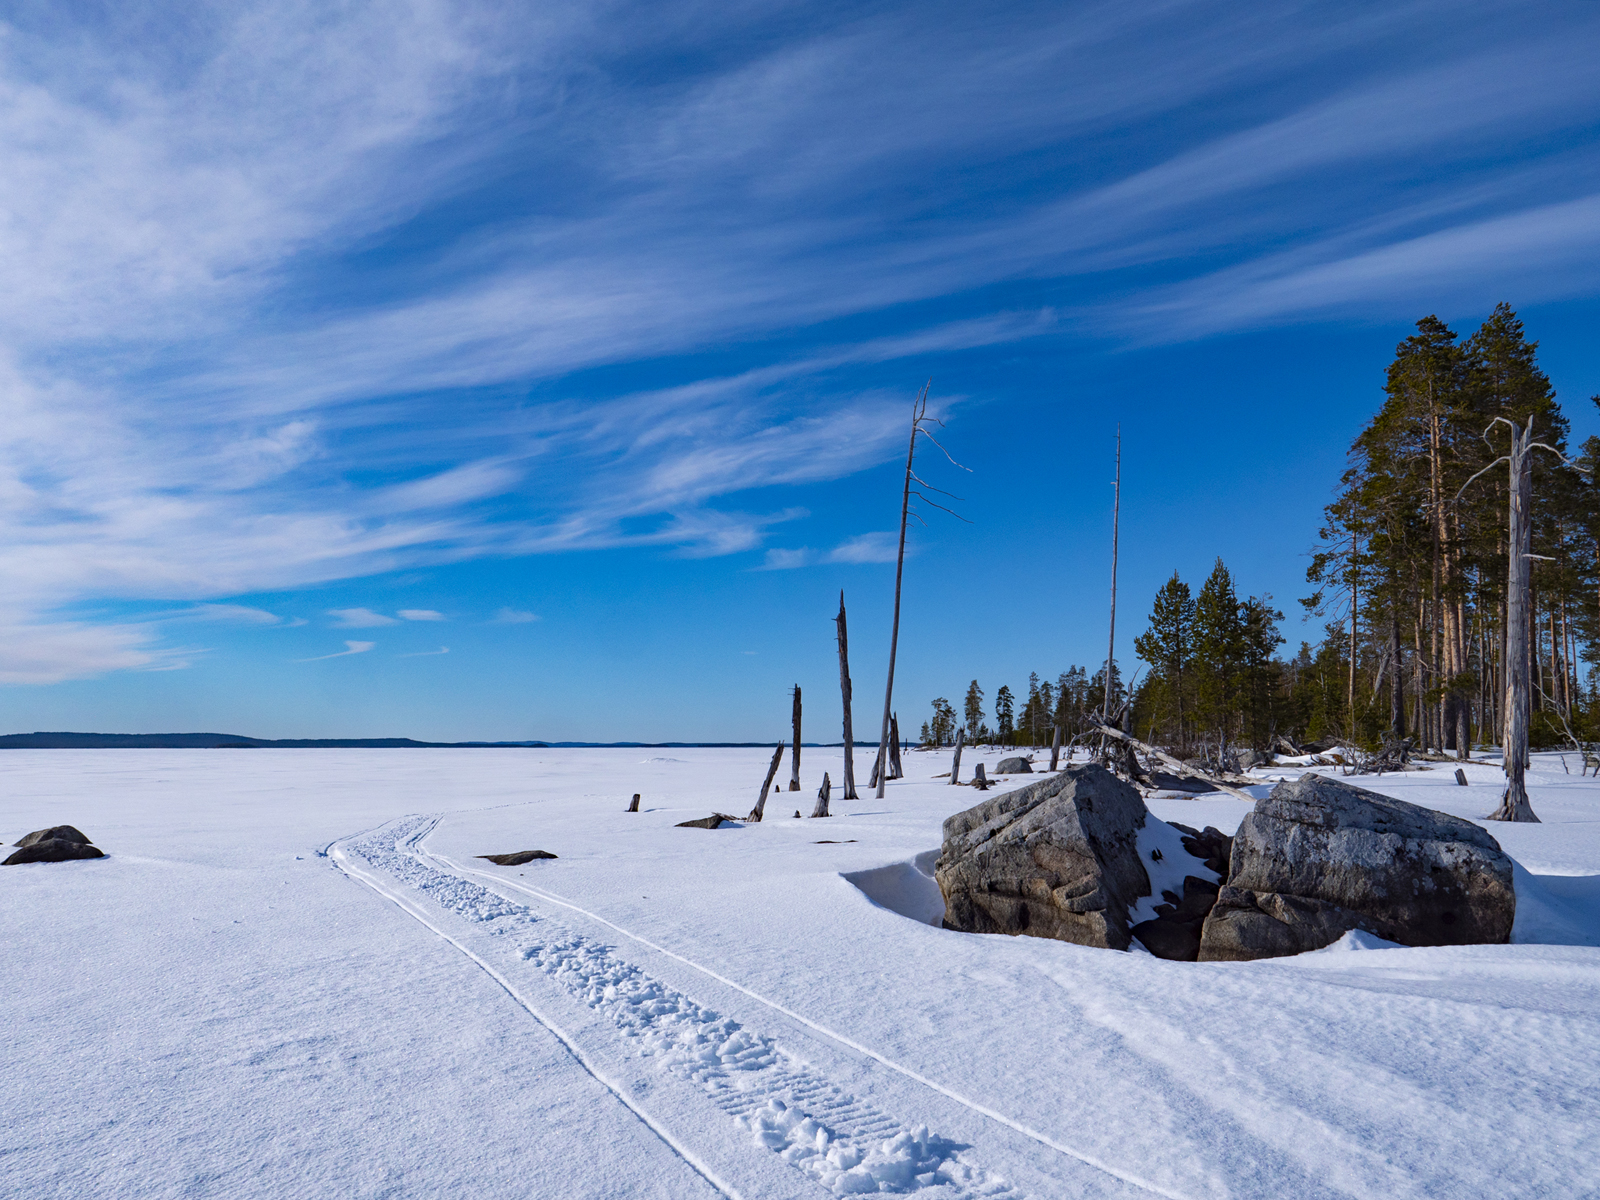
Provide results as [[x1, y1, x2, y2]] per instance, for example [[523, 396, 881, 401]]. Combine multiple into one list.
[[0, 732, 892, 749]]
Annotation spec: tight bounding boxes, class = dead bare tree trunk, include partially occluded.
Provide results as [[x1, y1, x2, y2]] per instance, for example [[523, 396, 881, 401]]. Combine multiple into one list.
[[748, 742, 785, 823], [889, 714, 903, 779], [1049, 722, 1062, 771], [950, 727, 964, 784], [1457, 415, 1563, 822], [1348, 532, 1358, 742], [1101, 426, 1121, 725], [875, 385, 929, 799], [811, 771, 831, 818], [1491, 419, 1539, 822], [836, 592, 859, 801], [788, 685, 802, 791], [627, 793, 640, 812]]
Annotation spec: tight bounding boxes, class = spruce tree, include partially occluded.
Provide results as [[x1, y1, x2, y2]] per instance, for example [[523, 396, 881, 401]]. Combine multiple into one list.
[[995, 685, 1014, 744]]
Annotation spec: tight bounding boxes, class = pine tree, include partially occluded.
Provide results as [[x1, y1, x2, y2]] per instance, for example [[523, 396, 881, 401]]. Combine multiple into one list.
[[962, 680, 985, 742], [995, 685, 1015, 744], [1193, 558, 1244, 748], [1133, 571, 1195, 749]]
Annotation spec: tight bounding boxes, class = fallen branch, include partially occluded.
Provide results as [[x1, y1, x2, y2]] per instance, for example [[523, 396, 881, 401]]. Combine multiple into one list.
[[1087, 721, 1259, 804]]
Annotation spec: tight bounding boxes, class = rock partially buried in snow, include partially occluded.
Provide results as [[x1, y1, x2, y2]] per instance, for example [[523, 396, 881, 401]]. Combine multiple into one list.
[[477, 850, 557, 866], [676, 815, 733, 829], [4, 838, 105, 865], [935, 764, 1149, 949], [1197, 773, 1516, 961], [992, 756, 1032, 775], [13, 824, 91, 848]]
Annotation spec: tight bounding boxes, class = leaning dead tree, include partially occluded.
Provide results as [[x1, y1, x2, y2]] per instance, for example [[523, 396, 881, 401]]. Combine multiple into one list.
[[950, 728, 964, 784], [747, 742, 785, 822], [1459, 415, 1565, 823], [874, 381, 969, 798], [789, 685, 802, 791], [836, 591, 859, 801]]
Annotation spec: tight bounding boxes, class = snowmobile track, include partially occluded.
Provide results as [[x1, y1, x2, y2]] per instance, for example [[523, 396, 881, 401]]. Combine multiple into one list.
[[429, 834, 1191, 1200], [328, 823, 743, 1200], [333, 816, 1039, 1198]]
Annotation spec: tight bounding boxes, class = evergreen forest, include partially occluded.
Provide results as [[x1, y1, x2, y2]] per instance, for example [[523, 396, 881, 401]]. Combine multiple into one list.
[[922, 304, 1600, 757]]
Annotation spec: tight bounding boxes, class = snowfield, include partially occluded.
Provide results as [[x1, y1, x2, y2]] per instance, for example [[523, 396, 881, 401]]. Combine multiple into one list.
[[3, 747, 1598, 1198]]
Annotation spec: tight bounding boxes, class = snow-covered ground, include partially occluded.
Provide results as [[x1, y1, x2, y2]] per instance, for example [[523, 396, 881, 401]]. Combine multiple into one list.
[[3, 747, 1597, 1198]]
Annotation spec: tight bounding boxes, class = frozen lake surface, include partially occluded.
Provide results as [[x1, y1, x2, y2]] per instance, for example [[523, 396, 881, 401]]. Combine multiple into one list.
[[4, 747, 1597, 1198]]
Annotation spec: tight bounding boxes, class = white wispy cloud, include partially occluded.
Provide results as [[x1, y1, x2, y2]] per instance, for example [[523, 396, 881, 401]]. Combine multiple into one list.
[[298, 640, 376, 662], [398, 609, 446, 621], [2, 1, 1597, 681], [492, 608, 541, 623], [399, 646, 450, 657], [327, 608, 399, 628]]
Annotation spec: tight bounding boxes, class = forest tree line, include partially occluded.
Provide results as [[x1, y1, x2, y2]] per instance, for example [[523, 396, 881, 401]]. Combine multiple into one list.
[[922, 305, 1600, 756]]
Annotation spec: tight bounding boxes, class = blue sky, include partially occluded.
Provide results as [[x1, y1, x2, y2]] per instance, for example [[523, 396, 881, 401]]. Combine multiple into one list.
[[2, 0, 1598, 740]]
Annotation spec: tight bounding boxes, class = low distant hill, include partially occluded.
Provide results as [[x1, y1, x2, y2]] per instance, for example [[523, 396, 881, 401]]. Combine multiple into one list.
[[0, 732, 816, 749], [0, 732, 539, 749]]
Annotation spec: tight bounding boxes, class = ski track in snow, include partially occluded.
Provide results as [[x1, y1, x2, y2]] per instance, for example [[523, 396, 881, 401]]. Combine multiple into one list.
[[336, 815, 1021, 1199]]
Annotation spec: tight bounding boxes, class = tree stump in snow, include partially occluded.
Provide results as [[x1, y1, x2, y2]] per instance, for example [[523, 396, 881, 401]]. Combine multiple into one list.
[[811, 771, 832, 818]]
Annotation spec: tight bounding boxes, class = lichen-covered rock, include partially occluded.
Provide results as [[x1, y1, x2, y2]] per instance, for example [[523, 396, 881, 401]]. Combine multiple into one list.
[[1197, 773, 1515, 961], [992, 757, 1032, 775], [4, 838, 105, 865], [935, 764, 1149, 949]]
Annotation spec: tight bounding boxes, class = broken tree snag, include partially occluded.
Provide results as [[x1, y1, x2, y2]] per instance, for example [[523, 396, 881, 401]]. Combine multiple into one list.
[[789, 685, 803, 791], [748, 742, 785, 822], [836, 591, 859, 801], [811, 771, 832, 818], [950, 728, 964, 785], [1455, 768, 1469, 786], [889, 714, 904, 779], [971, 762, 989, 790], [627, 793, 640, 812], [1089, 720, 1256, 803], [1049, 723, 1062, 771]]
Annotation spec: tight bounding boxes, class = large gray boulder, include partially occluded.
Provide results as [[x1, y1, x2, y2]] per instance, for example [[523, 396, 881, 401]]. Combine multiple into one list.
[[1198, 773, 1515, 961], [936, 764, 1149, 949], [992, 756, 1032, 775]]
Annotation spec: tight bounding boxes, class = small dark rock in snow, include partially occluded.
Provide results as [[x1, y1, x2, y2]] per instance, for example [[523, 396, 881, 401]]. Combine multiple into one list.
[[478, 850, 557, 865], [936, 764, 1149, 950], [992, 756, 1032, 775], [1198, 773, 1515, 961], [676, 815, 728, 829], [4, 838, 105, 865], [14, 825, 91, 847]]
